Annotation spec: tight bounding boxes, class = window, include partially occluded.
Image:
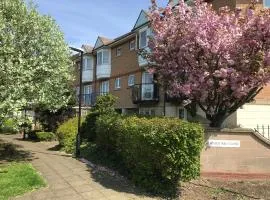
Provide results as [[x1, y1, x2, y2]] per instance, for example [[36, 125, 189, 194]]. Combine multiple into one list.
[[129, 40, 135, 51], [179, 108, 187, 120], [128, 75, 135, 86], [264, 0, 270, 7], [139, 109, 155, 116], [103, 50, 109, 64], [83, 85, 92, 95], [114, 78, 121, 89], [97, 49, 109, 65], [97, 52, 102, 65], [83, 56, 93, 71], [139, 29, 147, 48], [83, 85, 92, 105], [116, 47, 122, 56], [100, 81, 109, 95]]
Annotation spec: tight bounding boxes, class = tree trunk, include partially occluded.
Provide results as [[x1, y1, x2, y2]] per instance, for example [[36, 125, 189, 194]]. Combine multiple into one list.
[[206, 112, 227, 128]]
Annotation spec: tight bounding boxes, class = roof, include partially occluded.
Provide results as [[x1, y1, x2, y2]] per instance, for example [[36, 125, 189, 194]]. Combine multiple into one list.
[[99, 36, 114, 45], [93, 36, 114, 49], [132, 10, 149, 30], [81, 44, 93, 53]]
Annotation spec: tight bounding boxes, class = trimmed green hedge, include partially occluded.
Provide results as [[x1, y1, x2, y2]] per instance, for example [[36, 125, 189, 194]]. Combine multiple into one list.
[[95, 115, 204, 195], [27, 130, 55, 142], [81, 94, 117, 142], [36, 132, 55, 141], [56, 117, 79, 153]]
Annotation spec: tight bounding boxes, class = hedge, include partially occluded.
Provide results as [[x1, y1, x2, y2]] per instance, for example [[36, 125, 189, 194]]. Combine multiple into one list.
[[95, 115, 204, 196], [27, 130, 55, 142], [56, 117, 79, 153], [36, 132, 56, 141], [81, 94, 117, 142]]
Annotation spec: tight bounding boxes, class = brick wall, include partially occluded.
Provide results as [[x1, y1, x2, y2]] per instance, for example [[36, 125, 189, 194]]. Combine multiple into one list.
[[201, 130, 270, 174]]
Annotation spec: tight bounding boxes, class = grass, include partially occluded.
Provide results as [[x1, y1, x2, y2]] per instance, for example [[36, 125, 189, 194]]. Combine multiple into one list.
[[0, 163, 46, 200]]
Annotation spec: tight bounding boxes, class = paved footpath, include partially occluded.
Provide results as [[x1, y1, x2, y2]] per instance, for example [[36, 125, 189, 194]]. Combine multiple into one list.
[[1, 134, 157, 200]]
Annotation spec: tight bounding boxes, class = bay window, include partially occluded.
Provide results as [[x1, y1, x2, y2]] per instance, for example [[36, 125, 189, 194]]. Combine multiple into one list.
[[97, 49, 109, 65]]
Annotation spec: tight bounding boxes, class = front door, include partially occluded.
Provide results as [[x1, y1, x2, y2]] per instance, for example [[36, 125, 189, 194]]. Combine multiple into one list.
[[142, 72, 154, 100]]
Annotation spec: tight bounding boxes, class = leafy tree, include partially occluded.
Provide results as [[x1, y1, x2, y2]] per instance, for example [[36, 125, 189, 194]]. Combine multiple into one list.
[[147, 0, 270, 127], [0, 0, 73, 119]]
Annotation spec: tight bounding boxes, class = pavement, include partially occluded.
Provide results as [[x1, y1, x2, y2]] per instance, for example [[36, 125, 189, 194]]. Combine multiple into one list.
[[0, 134, 157, 200]]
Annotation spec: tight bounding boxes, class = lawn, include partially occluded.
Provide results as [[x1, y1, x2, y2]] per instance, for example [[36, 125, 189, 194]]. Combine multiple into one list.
[[0, 163, 46, 200]]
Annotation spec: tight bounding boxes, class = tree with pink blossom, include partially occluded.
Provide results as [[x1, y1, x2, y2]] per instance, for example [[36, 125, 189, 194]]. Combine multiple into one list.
[[147, 0, 270, 127]]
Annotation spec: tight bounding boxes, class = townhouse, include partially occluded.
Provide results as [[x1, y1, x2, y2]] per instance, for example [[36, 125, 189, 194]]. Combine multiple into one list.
[[73, 0, 270, 129]]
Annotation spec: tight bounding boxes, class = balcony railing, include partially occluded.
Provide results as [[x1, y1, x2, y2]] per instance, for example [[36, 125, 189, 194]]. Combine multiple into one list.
[[76, 93, 109, 107], [132, 83, 159, 104]]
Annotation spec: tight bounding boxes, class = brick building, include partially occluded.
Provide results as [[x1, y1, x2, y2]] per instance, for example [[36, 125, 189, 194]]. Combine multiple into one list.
[[72, 0, 270, 129]]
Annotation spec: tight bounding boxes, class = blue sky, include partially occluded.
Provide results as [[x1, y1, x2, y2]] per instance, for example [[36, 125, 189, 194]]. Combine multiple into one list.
[[31, 0, 168, 48]]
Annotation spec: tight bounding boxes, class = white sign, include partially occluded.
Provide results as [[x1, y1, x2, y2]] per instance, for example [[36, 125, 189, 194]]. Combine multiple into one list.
[[207, 140, 240, 148]]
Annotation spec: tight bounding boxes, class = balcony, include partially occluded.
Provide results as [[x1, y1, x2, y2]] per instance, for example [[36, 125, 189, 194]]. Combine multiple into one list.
[[77, 93, 109, 107], [96, 64, 111, 79], [132, 83, 159, 104]]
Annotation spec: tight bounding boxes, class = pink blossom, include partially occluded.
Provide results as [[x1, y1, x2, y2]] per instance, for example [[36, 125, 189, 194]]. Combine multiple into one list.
[[148, 0, 270, 126]]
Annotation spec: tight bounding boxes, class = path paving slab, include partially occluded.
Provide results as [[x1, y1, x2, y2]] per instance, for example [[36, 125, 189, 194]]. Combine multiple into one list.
[[1, 134, 158, 200]]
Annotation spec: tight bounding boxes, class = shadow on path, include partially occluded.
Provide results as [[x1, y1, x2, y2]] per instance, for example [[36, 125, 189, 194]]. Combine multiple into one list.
[[0, 138, 33, 164]]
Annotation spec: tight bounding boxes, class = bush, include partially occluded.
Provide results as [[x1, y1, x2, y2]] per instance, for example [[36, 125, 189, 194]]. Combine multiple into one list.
[[81, 94, 117, 141], [95, 113, 121, 152], [25, 131, 55, 142], [36, 107, 75, 132], [36, 132, 56, 141], [0, 118, 19, 134], [95, 116, 204, 196], [27, 130, 40, 140], [56, 117, 78, 153]]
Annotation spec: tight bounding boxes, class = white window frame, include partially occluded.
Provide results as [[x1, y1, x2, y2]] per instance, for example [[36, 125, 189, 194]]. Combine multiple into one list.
[[128, 74, 135, 86], [100, 81, 109, 95], [129, 40, 135, 51], [264, 0, 270, 7], [116, 47, 122, 56], [97, 49, 110, 65], [83, 85, 92, 95], [139, 27, 148, 49], [83, 56, 93, 71], [114, 78, 121, 89]]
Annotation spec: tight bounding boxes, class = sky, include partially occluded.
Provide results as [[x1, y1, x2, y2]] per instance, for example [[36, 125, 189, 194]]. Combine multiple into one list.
[[31, 0, 168, 48]]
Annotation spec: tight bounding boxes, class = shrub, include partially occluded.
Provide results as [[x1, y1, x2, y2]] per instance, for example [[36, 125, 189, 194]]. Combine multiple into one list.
[[36, 107, 75, 132], [95, 116, 204, 196], [80, 112, 99, 142], [95, 113, 121, 152], [56, 117, 78, 153], [36, 132, 56, 141], [27, 130, 40, 140], [81, 94, 117, 141], [0, 118, 19, 134]]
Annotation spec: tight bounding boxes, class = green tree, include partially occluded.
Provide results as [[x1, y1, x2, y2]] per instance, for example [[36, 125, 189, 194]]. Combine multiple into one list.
[[0, 0, 73, 118]]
